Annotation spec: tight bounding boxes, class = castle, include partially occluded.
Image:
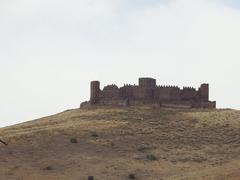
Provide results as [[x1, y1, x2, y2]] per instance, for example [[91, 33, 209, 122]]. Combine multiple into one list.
[[81, 78, 216, 108]]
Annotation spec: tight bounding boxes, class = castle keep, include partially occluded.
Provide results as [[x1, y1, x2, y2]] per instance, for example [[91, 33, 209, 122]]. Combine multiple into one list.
[[82, 78, 216, 108]]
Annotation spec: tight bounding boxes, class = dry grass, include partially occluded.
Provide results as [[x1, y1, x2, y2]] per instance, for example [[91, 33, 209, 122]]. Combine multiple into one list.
[[0, 106, 240, 179]]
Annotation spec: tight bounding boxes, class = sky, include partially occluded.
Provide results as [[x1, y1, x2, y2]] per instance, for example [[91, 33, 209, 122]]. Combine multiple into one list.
[[0, 0, 240, 127]]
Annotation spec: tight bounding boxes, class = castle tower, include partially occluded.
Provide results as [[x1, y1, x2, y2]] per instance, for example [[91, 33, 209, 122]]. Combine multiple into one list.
[[138, 78, 156, 99], [199, 83, 209, 101], [90, 81, 100, 104], [139, 78, 156, 88]]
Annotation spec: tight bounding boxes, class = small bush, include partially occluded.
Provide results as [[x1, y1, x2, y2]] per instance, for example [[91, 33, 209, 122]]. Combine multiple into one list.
[[88, 176, 94, 180], [70, 138, 78, 144], [91, 132, 99, 138], [146, 154, 158, 161], [137, 144, 148, 151], [128, 173, 135, 179], [43, 166, 53, 171]]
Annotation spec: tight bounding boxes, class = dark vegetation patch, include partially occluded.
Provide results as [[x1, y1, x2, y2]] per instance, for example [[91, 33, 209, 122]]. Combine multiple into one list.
[[43, 166, 53, 171], [88, 176, 94, 180], [146, 154, 158, 161], [128, 173, 136, 179], [91, 132, 99, 138], [70, 138, 78, 144]]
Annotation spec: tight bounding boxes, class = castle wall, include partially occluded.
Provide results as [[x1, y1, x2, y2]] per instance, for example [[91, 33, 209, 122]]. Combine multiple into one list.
[[120, 85, 155, 100], [87, 78, 215, 109], [133, 87, 154, 99], [154, 86, 181, 101], [119, 85, 134, 99], [132, 78, 156, 99], [180, 87, 199, 101], [100, 85, 119, 100], [132, 87, 142, 99]]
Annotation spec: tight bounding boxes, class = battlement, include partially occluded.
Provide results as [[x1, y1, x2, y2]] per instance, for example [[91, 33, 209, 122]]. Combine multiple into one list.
[[157, 85, 180, 89], [103, 85, 119, 90], [82, 77, 216, 109], [183, 87, 196, 90]]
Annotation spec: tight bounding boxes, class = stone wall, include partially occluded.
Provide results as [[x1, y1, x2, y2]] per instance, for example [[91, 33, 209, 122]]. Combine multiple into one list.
[[88, 77, 216, 108], [100, 85, 119, 100]]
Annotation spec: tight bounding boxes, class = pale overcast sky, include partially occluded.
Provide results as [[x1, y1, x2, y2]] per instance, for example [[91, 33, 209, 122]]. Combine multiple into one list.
[[0, 0, 240, 127]]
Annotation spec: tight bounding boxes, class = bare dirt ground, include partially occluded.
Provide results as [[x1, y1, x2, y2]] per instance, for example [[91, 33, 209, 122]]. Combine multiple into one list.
[[1, 106, 240, 180]]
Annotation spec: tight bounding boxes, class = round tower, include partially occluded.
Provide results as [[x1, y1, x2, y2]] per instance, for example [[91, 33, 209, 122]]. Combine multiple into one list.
[[90, 81, 100, 104]]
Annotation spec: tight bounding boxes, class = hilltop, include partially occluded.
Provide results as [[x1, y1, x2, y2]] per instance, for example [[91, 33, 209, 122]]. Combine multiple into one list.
[[1, 106, 240, 180]]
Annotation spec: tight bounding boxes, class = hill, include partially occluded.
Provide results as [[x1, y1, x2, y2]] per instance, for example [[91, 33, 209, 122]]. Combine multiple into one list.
[[1, 106, 240, 180]]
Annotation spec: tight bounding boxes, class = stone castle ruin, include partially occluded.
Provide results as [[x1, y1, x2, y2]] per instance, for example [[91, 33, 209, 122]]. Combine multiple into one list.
[[81, 78, 216, 108]]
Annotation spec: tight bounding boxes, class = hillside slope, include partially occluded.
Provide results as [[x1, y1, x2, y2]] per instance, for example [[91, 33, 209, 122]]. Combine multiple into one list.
[[1, 106, 240, 180]]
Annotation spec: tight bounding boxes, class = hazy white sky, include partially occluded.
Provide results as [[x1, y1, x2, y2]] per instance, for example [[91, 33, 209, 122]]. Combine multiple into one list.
[[0, 0, 240, 127]]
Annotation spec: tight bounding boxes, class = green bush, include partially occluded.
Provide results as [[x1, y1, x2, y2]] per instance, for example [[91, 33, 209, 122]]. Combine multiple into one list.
[[70, 138, 78, 144], [146, 154, 158, 161]]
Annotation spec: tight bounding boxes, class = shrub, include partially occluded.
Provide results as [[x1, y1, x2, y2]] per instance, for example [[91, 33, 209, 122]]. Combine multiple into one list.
[[128, 173, 135, 179], [70, 138, 78, 144], [91, 132, 99, 138], [43, 166, 53, 171], [88, 176, 94, 180], [137, 144, 148, 151], [146, 154, 158, 161]]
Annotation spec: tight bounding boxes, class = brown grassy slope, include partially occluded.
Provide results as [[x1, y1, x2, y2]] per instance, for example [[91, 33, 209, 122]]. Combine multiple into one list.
[[0, 106, 240, 180]]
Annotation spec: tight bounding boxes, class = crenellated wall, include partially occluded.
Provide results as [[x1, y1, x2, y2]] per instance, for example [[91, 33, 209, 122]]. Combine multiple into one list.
[[100, 85, 119, 100], [181, 87, 199, 101], [155, 86, 181, 101], [87, 78, 215, 108]]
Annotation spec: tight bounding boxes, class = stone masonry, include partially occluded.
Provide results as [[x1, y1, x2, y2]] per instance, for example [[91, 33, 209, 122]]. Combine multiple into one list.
[[81, 77, 216, 108]]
